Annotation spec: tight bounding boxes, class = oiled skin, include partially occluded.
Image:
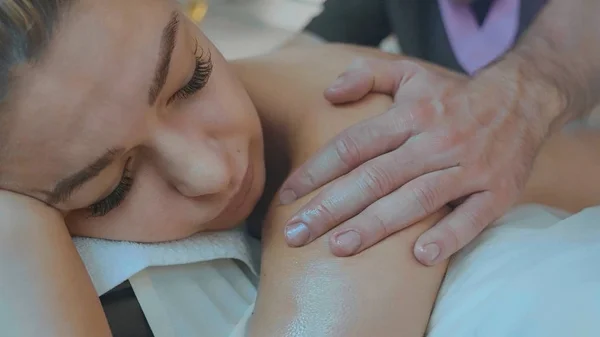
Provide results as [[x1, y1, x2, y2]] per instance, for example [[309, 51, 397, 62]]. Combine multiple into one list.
[[235, 45, 452, 337], [233, 44, 600, 337]]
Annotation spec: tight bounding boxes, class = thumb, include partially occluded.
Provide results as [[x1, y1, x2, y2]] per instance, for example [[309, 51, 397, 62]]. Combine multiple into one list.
[[324, 58, 412, 104]]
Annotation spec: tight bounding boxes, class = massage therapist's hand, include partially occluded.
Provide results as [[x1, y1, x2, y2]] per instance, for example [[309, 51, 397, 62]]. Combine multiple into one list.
[[279, 57, 554, 265]]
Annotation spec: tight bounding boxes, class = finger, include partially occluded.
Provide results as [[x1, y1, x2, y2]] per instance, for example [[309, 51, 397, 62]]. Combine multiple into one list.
[[325, 58, 417, 104], [279, 106, 413, 205], [328, 167, 476, 256], [414, 191, 500, 266], [283, 143, 428, 247], [283, 140, 456, 247]]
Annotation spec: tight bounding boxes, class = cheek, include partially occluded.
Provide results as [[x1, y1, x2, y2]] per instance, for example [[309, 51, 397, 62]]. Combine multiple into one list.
[[196, 38, 261, 139], [169, 57, 261, 153], [65, 40, 264, 242]]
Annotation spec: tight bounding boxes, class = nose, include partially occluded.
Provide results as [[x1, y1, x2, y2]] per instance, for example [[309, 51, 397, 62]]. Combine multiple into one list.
[[151, 127, 232, 197]]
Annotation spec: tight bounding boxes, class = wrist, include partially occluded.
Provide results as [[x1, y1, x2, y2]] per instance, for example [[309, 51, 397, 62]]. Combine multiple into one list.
[[478, 54, 569, 136]]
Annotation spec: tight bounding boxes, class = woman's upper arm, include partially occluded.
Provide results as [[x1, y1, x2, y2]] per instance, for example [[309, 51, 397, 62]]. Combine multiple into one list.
[[519, 125, 600, 212], [249, 192, 449, 337], [239, 51, 449, 335], [0, 193, 110, 337]]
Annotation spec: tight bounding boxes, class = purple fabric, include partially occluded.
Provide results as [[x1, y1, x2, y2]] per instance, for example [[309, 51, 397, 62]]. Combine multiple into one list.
[[438, 0, 520, 75]]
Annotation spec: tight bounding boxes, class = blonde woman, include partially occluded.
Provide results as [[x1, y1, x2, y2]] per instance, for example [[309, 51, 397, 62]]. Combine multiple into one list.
[[0, 0, 599, 336]]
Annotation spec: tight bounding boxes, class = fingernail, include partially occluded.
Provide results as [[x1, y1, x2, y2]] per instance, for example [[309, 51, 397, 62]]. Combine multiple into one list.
[[327, 74, 347, 92], [285, 223, 310, 247], [333, 230, 362, 256], [279, 189, 297, 205], [416, 243, 440, 265]]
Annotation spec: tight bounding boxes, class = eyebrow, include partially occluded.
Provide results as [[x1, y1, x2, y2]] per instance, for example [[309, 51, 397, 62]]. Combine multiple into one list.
[[43, 148, 125, 205], [148, 11, 180, 105], [39, 13, 180, 205]]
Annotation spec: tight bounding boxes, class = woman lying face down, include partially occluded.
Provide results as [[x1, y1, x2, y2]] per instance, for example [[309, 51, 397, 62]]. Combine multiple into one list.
[[0, 0, 266, 242]]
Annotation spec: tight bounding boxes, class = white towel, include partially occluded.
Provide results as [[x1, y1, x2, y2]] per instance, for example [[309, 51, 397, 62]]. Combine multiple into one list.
[[74, 226, 258, 296]]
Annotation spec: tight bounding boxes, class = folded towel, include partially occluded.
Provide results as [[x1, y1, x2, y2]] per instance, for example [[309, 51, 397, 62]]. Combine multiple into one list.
[[74, 226, 257, 296]]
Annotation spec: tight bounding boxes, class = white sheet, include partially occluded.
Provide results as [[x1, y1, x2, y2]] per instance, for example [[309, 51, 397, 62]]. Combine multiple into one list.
[[428, 205, 600, 337], [130, 259, 257, 337]]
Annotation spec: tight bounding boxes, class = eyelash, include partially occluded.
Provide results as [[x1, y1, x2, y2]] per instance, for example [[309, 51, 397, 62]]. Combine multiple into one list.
[[87, 166, 133, 217], [169, 47, 213, 103]]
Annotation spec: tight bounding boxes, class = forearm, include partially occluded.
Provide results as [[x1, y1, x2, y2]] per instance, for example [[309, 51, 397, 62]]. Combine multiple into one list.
[[490, 0, 600, 132], [0, 193, 110, 337]]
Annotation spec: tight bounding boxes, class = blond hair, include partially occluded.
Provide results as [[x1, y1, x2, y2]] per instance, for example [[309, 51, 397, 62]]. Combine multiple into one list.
[[0, 0, 73, 100], [0, 0, 72, 153]]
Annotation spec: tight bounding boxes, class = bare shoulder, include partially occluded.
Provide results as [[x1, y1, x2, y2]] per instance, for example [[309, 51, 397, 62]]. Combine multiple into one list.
[[234, 44, 396, 233], [231, 44, 395, 165], [230, 44, 399, 113]]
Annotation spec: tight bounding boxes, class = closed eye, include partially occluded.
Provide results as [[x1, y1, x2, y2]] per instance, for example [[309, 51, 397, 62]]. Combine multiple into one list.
[[87, 158, 134, 217], [168, 41, 212, 104]]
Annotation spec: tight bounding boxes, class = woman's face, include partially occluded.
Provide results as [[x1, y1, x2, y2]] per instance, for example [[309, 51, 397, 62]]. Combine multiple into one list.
[[0, 0, 265, 241]]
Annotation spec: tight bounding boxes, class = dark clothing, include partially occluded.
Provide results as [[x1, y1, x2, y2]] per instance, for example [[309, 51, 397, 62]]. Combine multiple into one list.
[[471, 0, 495, 25], [304, 0, 546, 73], [101, 282, 154, 337]]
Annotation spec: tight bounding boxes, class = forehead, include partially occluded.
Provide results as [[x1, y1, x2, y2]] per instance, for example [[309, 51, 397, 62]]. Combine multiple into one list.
[[1, 0, 180, 191]]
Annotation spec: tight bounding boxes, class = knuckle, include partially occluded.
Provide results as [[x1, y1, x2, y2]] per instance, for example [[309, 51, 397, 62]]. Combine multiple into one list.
[[367, 211, 390, 239], [443, 222, 462, 253], [391, 59, 406, 70], [395, 59, 421, 75], [314, 200, 341, 226], [347, 57, 371, 72], [387, 105, 412, 136], [358, 165, 394, 199], [411, 184, 439, 215], [471, 214, 488, 233], [410, 103, 435, 130], [334, 135, 362, 168], [463, 210, 486, 238], [297, 167, 318, 188]]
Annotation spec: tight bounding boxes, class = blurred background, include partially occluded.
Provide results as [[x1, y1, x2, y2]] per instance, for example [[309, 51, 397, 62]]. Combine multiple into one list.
[[180, 0, 325, 59], [179, 0, 401, 60]]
